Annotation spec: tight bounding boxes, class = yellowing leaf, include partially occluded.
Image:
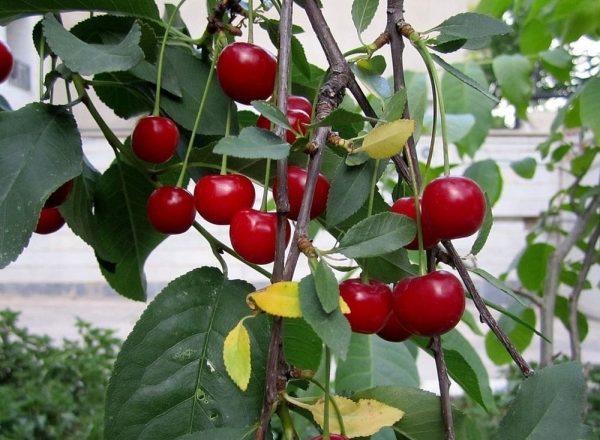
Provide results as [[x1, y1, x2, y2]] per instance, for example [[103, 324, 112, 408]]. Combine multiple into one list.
[[248, 281, 352, 318], [223, 320, 251, 391], [360, 119, 415, 159], [247, 281, 302, 318], [293, 395, 404, 438]]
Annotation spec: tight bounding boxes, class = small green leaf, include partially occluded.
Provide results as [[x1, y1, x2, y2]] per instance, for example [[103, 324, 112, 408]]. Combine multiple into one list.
[[42, 14, 144, 76], [519, 19, 552, 55], [428, 35, 467, 53], [251, 100, 292, 131], [517, 243, 555, 292], [510, 157, 537, 179], [310, 108, 372, 128], [361, 249, 418, 284], [492, 54, 533, 120], [299, 275, 352, 360], [432, 54, 498, 103], [93, 72, 153, 119], [494, 363, 585, 440], [406, 71, 429, 143], [283, 318, 322, 371], [352, 63, 393, 100], [485, 305, 536, 365], [360, 119, 415, 159], [351, 0, 380, 35], [464, 159, 503, 206], [213, 127, 290, 160], [555, 296, 588, 342], [313, 259, 340, 313], [337, 212, 416, 259], [540, 48, 572, 82], [571, 146, 598, 177], [382, 90, 407, 122], [470, 192, 493, 255], [429, 12, 512, 40], [468, 267, 526, 307]]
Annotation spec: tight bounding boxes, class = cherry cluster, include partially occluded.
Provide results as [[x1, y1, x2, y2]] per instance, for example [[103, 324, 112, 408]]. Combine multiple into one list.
[[132, 42, 329, 265]]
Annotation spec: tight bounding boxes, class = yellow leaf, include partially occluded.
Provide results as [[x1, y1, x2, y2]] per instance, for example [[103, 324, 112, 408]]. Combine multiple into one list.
[[339, 297, 351, 314], [223, 320, 251, 391], [360, 119, 415, 159], [247, 281, 302, 318], [294, 395, 404, 438]]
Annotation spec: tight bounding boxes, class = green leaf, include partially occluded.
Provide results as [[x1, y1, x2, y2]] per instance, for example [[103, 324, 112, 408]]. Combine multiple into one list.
[[517, 243, 555, 292], [540, 48, 573, 83], [0, 0, 159, 25], [361, 249, 418, 284], [494, 362, 585, 440], [223, 321, 252, 391], [335, 334, 419, 393], [432, 54, 498, 103], [468, 268, 526, 306], [441, 62, 495, 157], [291, 36, 311, 80], [174, 427, 256, 440], [427, 35, 467, 54], [356, 386, 466, 440], [492, 54, 533, 120], [313, 259, 341, 313], [310, 108, 372, 128], [519, 19, 552, 55], [470, 193, 493, 255], [464, 159, 503, 206], [42, 14, 144, 76], [351, 0, 379, 35], [580, 77, 600, 143], [405, 71, 429, 143], [104, 267, 270, 439], [0, 103, 82, 269], [382, 90, 407, 122], [510, 157, 537, 179], [555, 296, 588, 342], [424, 113, 476, 143], [475, 0, 511, 17], [299, 275, 352, 360], [213, 127, 290, 160], [326, 160, 380, 226], [251, 100, 292, 131], [160, 47, 231, 135], [430, 12, 512, 40], [95, 162, 165, 301], [352, 63, 392, 101], [337, 212, 416, 259], [93, 72, 153, 119], [414, 330, 496, 411], [283, 318, 323, 371], [485, 305, 536, 365]]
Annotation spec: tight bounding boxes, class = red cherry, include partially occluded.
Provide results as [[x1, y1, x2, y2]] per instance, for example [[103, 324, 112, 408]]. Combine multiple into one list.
[[339, 278, 393, 334], [0, 41, 13, 83], [216, 42, 277, 104], [377, 313, 413, 342], [287, 95, 312, 116], [44, 180, 74, 208], [421, 176, 486, 240], [229, 209, 291, 264], [392, 270, 465, 337], [272, 166, 330, 221], [256, 108, 310, 144], [35, 207, 65, 234], [131, 116, 179, 164], [194, 174, 255, 225], [390, 197, 439, 250], [311, 435, 348, 440], [147, 186, 195, 234]]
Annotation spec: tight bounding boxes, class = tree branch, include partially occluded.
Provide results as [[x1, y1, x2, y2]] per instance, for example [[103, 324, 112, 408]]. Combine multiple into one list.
[[431, 336, 455, 440], [443, 240, 535, 377]]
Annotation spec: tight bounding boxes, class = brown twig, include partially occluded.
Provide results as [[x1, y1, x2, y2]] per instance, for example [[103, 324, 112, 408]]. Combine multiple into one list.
[[431, 336, 455, 440], [443, 240, 535, 377], [569, 221, 600, 361]]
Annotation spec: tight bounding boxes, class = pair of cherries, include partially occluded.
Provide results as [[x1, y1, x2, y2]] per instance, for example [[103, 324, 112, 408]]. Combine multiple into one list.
[[390, 176, 486, 249], [35, 180, 74, 234], [340, 271, 465, 341]]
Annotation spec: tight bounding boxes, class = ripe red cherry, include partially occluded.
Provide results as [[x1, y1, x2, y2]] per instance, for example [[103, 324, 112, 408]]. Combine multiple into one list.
[[287, 95, 312, 116], [0, 41, 13, 83], [147, 186, 195, 234], [256, 108, 310, 144], [390, 197, 439, 250], [229, 209, 291, 264], [194, 174, 255, 225], [35, 207, 65, 234], [339, 278, 393, 334], [44, 180, 74, 208], [216, 42, 277, 104], [272, 166, 330, 221], [392, 270, 465, 337], [377, 313, 413, 342], [131, 116, 179, 164], [421, 176, 486, 240], [311, 435, 348, 440]]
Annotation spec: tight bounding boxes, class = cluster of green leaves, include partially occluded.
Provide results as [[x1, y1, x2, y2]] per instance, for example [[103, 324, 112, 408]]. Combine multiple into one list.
[[0, 309, 121, 439]]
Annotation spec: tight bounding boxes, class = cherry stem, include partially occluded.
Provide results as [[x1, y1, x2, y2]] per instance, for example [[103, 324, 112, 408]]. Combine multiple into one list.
[[220, 104, 232, 175], [404, 140, 427, 275], [154, 0, 187, 116], [261, 159, 272, 212], [367, 159, 379, 218], [248, 0, 254, 44], [277, 402, 299, 440], [38, 33, 45, 102], [176, 46, 217, 188], [322, 346, 332, 440]]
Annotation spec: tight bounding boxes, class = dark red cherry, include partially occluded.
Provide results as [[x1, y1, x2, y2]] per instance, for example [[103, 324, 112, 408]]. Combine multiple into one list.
[[339, 278, 393, 334], [44, 180, 74, 208], [377, 313, 413, 342], [256, 108, 310, 144], [216, 42, 277, 104], [0, 41, 13, 83], [147, 186, 195, 234], [35, 207, 65, 234], [287, 95, 312, 116], [272, 166, 330, 221], [390, 197, 439, 250], [194, 174, 255, 225], [229, 209, 291, 264], [131, 116, 179, 164]]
